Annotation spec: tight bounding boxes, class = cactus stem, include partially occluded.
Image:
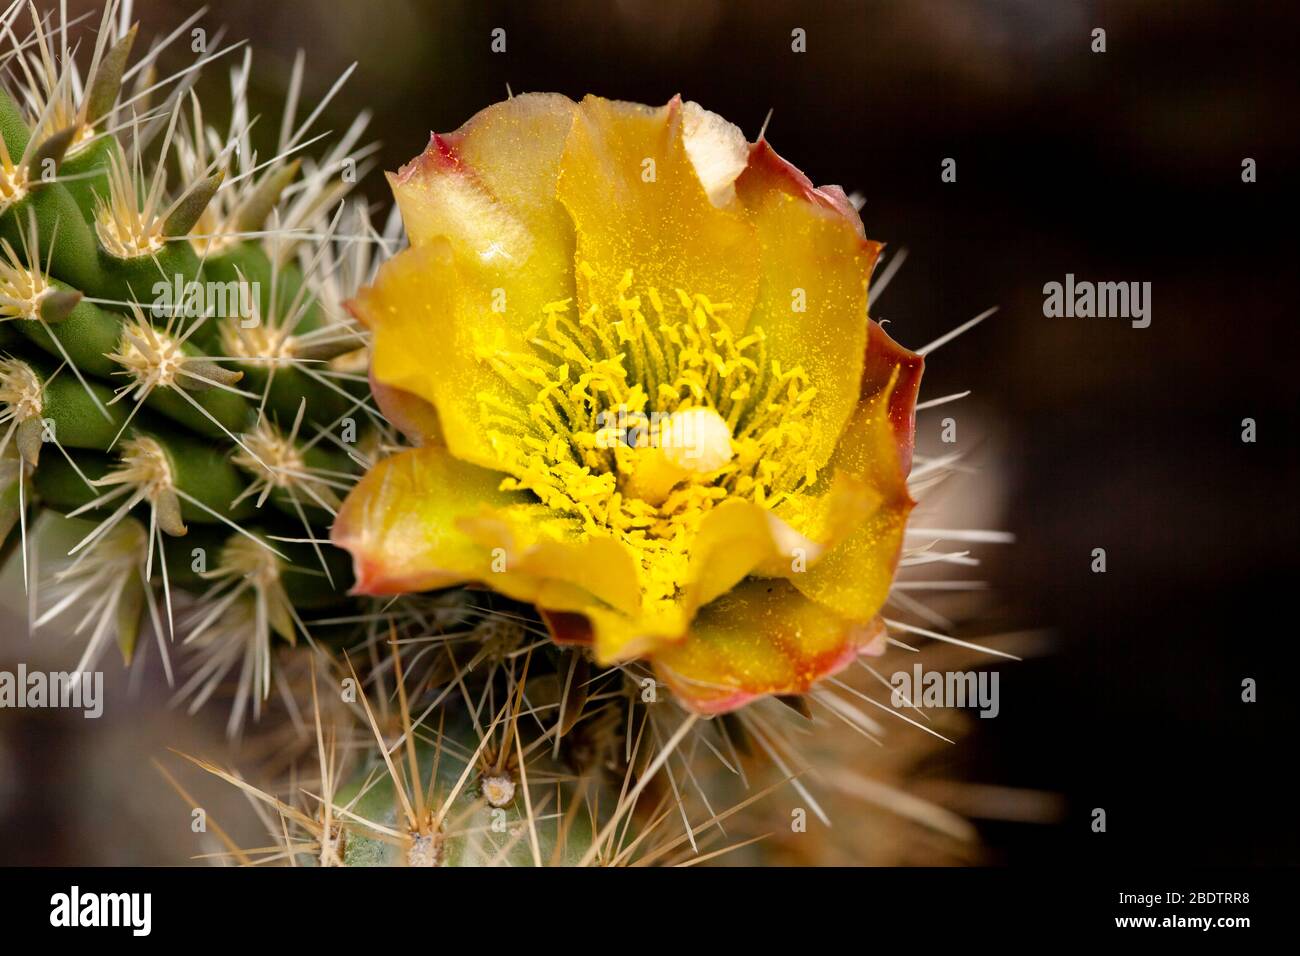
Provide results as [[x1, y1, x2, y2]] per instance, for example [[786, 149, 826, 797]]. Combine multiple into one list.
[[341, 642, 490, 864], [230, 404, 344, 583], [0, 219, 112, 419], [106, 306, 273, 465]]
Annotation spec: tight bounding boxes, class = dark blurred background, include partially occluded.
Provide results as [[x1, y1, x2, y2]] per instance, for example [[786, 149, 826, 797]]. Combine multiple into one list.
[[5, 0, 1294, 865]]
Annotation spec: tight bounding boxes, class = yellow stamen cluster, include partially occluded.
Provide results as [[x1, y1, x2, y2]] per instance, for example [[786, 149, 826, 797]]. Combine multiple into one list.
[[479, 264, 819, 606]]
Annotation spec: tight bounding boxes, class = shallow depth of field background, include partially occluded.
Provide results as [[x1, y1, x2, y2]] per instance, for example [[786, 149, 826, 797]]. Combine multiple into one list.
[[1, 0, 1295, 865]]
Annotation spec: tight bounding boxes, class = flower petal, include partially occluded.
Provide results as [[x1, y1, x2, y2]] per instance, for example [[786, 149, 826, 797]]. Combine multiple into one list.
[[652, 579, 884, 714], [332, 445, 523, 595], [332, 445, 647, 617], [681, 101, 749, 206], [759, 319, 922, 578], [860, 317, 924, 476], [534, 496, 787, 665], [454, 503, 644, 616], [367, 371, 443, 446], [351, 241, 516, 469], [556, 95, 758, 332], [603, 497, 783, 660], [785, 497, 912, 621], [781, 367, 917, 620], [392, 92, 577, 273], [733, 140, 884, 481], [684, 497, 784, 610], [359, 93, 579, 467]]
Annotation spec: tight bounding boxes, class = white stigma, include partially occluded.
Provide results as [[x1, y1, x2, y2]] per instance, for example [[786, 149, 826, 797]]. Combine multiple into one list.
[[624, 406, 735, 506], [657, 406, 734, 474]]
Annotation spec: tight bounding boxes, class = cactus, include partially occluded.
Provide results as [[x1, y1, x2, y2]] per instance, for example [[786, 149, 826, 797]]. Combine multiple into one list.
[[1, 0, 379, 722], [6, 3, 1010, 868]]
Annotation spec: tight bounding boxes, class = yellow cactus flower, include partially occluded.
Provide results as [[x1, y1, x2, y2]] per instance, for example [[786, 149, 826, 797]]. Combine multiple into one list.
[[334, 93, 923, 713]]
